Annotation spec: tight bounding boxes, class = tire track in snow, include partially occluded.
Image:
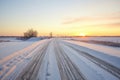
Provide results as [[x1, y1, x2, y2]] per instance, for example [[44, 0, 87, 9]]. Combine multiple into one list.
[[54, 39, 86, 80], [0, 40, 48, 80], [64, 42, 120, 79], [16, 41, 50, 80], [36, 40, 61, 80]]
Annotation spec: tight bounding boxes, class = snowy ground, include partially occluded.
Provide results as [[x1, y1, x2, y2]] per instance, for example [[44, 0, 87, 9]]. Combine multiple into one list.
[[0, 38, 120, 80], [67, 37, 120, 43], [64, 40, 120, 58], [0, 37, 21, 42], [0, 37, 42, 59]]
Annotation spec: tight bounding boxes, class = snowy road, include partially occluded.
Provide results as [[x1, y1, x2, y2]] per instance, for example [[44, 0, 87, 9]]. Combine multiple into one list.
[[54, 40, 86, 80], [16, 41, 50, 80], [0, 38, 120, 80], [62, 42, 120, 79]]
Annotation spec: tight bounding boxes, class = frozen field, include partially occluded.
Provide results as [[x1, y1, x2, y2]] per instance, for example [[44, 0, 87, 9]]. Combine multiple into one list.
[[69, 37, 120, 43], [65, 37, 120, 47], [0, 37, 42, 59], [0, 37, 120, 80]]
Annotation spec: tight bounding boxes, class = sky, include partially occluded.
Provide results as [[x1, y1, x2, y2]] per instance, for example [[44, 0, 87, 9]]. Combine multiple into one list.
[[0, 0, 120, 36]]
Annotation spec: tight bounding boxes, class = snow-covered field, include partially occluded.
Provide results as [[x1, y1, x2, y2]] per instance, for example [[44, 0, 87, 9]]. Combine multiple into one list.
[[0, 37, 120, 80], [68, 37, 120, 43], [0, 37, 42, 59], [0, 37, 22, 42]]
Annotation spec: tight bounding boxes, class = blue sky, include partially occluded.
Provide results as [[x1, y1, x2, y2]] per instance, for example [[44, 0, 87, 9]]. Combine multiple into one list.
[[0, 0, 120, 36]]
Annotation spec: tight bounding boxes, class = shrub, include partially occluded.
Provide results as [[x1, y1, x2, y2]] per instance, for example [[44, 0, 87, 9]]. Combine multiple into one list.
[[24, 29, 38, 38]]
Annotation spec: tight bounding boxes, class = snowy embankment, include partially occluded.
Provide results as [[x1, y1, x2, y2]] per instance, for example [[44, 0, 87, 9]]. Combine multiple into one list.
[[0, 37, 46, 79], [61, 40, 120, 80], [64, 40, 120, 58], [0, 37, 42, 59], [0, 37, 21, 42], [0, 42, 34, 59]]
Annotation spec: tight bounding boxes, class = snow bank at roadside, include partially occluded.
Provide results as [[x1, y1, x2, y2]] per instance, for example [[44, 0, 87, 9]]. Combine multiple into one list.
[[26, 37, 42, 41], [60, 43, 119, 80], [64, 40, 120, 57], [0, 39, 48, 80], [0, 42, 34, 59], [63, 40, 120, 68], [0, 37, 22, 42], [0, 37, 45, 59]]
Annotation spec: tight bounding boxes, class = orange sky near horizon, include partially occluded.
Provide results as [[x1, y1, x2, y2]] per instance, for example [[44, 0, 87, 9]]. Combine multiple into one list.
[[0, 0, 120, 36]]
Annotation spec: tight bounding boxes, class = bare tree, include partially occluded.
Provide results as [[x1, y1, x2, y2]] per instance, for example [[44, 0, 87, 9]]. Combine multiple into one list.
[[24, 29, 38, 38]]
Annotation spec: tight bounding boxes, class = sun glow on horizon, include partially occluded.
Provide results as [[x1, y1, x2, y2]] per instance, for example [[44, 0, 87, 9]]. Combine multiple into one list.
[[79, 33, 86, 37], [0, 0, 120, 36]]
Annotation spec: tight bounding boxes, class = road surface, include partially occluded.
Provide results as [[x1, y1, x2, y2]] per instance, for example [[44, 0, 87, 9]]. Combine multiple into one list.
[[0, 38, 120, 80]]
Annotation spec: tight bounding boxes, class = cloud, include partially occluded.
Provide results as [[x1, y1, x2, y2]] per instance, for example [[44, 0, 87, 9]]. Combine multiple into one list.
[[62, 17, 92, 24], [83, 22, 120, 27], [98, 22, 120, 27], [62, 16, 120, 24], [68, 22, 120, 30]]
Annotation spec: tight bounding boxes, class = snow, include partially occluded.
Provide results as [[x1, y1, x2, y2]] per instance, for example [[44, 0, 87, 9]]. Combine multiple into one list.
[[63, 40, 120, 68], [37, 40, 61, 80], [0, 37, 43, 59], [60, 43, 103, 80], [46, 41, 61, 80], [0, 37, 22, 42], [26, 37, 42, 41], [67, 37, 120, 43], [60, 43, 119, 80], [0, 42, 34, 59], [64, 39, 120, 57], [0, 38, 120, 80], [0, 39, 48, 80]]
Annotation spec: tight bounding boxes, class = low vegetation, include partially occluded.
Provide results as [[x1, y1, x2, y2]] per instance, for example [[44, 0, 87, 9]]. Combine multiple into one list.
[[24, 29, 38, 39]]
